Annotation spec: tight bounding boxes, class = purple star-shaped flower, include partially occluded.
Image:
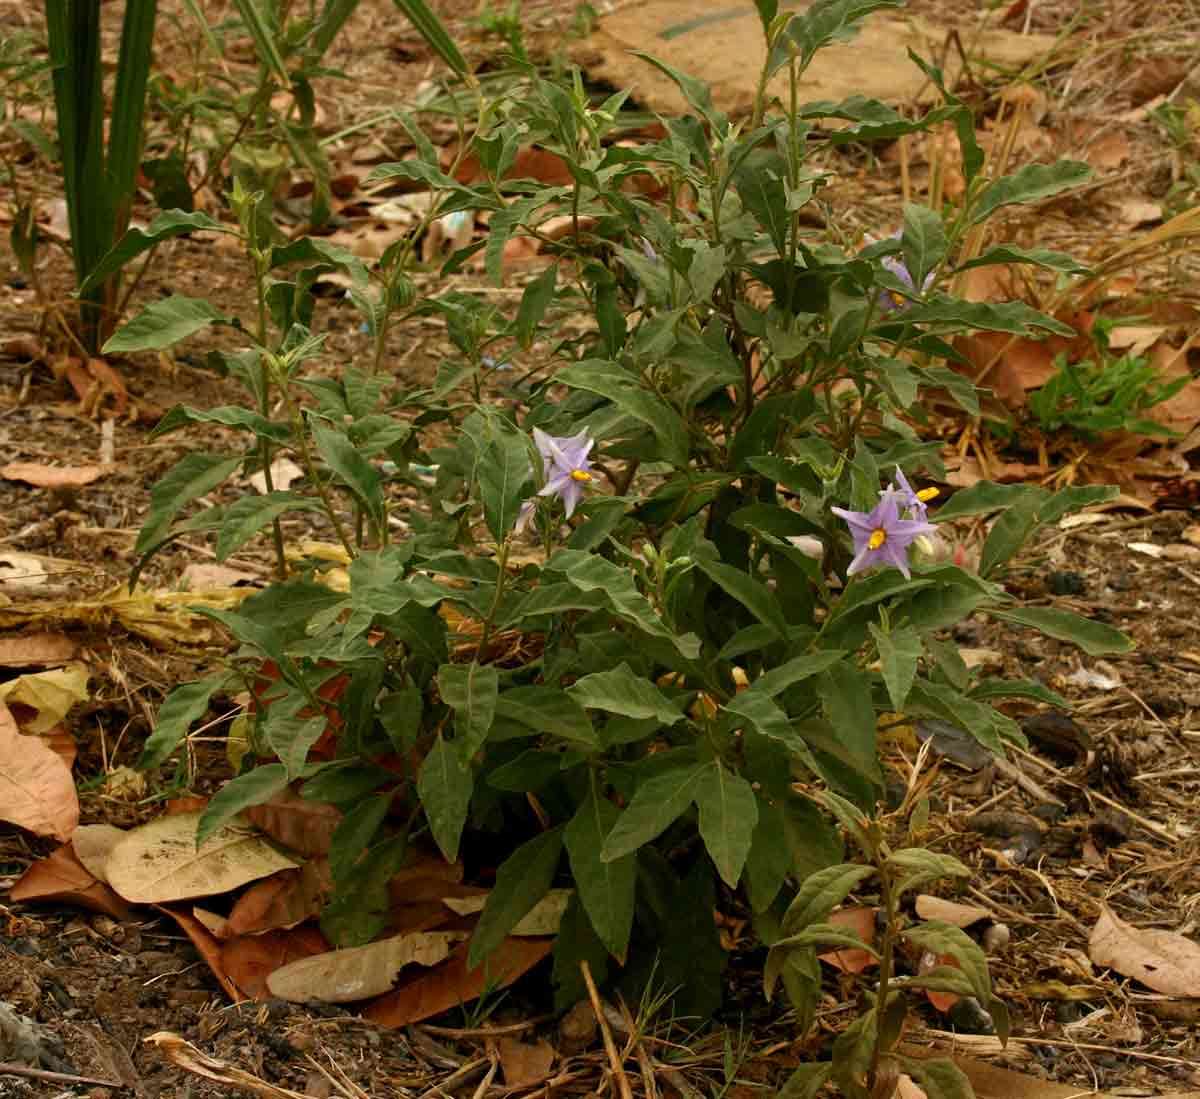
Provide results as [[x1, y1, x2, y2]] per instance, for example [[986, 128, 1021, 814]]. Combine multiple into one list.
[[831, 493, 936, 579], [884, 465, 938, 522], [877, 232, 935, 313], [533, 427, 595, 518]]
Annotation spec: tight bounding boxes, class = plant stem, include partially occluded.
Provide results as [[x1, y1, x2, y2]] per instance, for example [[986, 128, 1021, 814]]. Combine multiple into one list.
[[868, 861, 898, 1093], [251, 249, 288, 578], [478, 536, 511, 656]]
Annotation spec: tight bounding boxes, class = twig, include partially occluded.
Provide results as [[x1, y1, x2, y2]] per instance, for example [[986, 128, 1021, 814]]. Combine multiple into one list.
[[418, 1017, 553, 1040], [581, 960, 633, 1099], [0, 1062, 123, 1089], [415, 1056, 490, 1099]]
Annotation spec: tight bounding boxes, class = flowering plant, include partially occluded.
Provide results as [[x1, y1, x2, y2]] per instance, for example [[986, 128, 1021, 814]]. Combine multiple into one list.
[[117, 0, 1125, 1092]]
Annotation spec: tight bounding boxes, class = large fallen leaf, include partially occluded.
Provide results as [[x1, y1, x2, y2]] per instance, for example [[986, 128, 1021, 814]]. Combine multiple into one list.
[[226, 860, 331, 936], [244, 787, 341, 858], [10, 843, 131, 919], [0, 633, 78, 668], [1089, 904, 1200, 997], [267, 929, 463, 1003], [0, 663, 89, 733], [0, 702, 79, 841], [72, 823, 127, 882], [363, 936, 553, 1027], [106, 812, 299, 903], [915, 896, 993, 928], [818, 906, 878, 974], [441, 888, 572, 936], [221, 926, 330, 1001], [0, 462, 108, 488], [158, 906, 244, 1003]]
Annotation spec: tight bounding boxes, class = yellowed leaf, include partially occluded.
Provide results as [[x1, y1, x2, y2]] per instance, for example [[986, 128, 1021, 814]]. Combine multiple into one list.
[[1089, 904, 1200, 996], [266, 930, 464, 1003], [106, 812, 299, 904], [0, 462, 108, 488], [71, 823, 126, 882], [0, 662, 90, 733], [0, 702, 79, 841]]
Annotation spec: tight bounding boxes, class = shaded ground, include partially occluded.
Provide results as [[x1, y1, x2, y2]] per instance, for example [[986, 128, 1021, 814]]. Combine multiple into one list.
[[3, 0, 1200, 1095]]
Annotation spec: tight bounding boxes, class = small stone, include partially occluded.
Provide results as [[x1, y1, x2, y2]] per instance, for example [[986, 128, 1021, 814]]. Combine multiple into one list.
[[558, 1000, 597, 1054], [982, 923, 1010, 954]]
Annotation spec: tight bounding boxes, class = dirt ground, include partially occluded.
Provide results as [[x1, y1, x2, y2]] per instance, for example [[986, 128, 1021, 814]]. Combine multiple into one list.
[[3, 0, 1200, 1095]]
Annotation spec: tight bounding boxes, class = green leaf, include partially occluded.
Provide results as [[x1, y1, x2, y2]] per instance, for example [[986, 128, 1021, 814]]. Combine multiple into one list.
[[152, 404, 290, 445], [601, 760, 706, 862], [229, 0, 289, 82], [901, 203, 947, 289], [515, 263, 557, 349], [103, 295, 228, 353], [310, 419, 384, 525], [551, 892, 610, 1012], [742, 650, 847, 699], [215, 492, 322, 561], [781, 863, 875, 934], [955, 244, 1089, 276], [137, 453, 242, 554], [979, 490, 1043, 577], [565, 789, 636, 959], [391, 0, 471, 78], [935, 481, 1035, 520], [80, 210, 230, 295], [870, 622, 921, 709], [970, 160, 1091, 225], [903, 921, 991, 1002], [902, 1057, 975, 1099], [438, 662, 500, 763], [744, 800, 792, 912], [493, 687, 595, 747], [417, 733, 473, 862], [694, 760, 758, 888], [774, 921, 881, 958], [816, 663, 881, 782], [778, 1064, 833, 1099], [329, 795, 391, 881], [629, 50, 720, 129], [1035, 484, 1118, 525], [568, 663, 683, 726], [138, 674, 230, 770], [886, 847, 971, 896], [734, 152, 789, 254], [469, 827, 563, 967], [478, 433, 531, 541], [895, 295, 1074, 337], [987, 606, 1133, 656], [557, 360, 690, 467], [197, 764, 289, 846], [692, 557, 789, 638]]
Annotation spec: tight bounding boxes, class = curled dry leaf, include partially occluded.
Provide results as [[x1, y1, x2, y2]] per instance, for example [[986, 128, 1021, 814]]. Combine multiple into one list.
[[106, 812, 299, 904], [364, 936, 553, 1028], [145, 1032, 309, 1099], [71, 823, 127, 882], [244, 787, 341, 858], [441, 888, 572, 936], [0, 663, 90, 733], [0, 702, 79, 841], [158, 906, 245, 1003], [1088, 903, 1200, 997], [226, 859, 332, 936], [221, 926, 330, 1002], [10, 843, 131, 920], [818, 906, 878, 974], [0, 462, 108, 488], [0, 633, 78, 668], [40, 723, 77, 770], [267, 929, 463, 1004], [915, 896, 994, 929], [0, 552, 48, 589]]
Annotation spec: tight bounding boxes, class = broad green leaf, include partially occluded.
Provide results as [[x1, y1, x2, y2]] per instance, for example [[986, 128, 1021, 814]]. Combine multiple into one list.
[[138, 674, 230, 769], [1035, 484, 1118, 525], [194, 606, 287, 665], [742, 650, 847, 699], [987, 606, 1133, 656], [723, 691, 808, 754], [601, 761, 706, 862], [778, 1064, 833, 1099], [261, 688, 328, 778], [515, 263, 557, 349], [734, 152, 789, 254], [551, 892, 610, 1012], [869, 622, 920, 709], [80, 210, 230, 294], [152, 404, 290, 444], [693, 760, 758, 888], [902, 1057, 976, 1099], [310, 419, 384, 525], [103, 295, 229, 353], [816, 663, 881, 781], [568, 663, 683, 726], [886, 847, 970, 896], [469, 827, 563, 967], [781, 863, 875, 934], [895, 295, 1075, 337], [197, 764, 289, 846], [774, 921, 881, 958], [895, 966, 978, 998], [692, 558, 790, 638], [902, 921, 991, 1002], [438, 662, 500, 763], [478, 433, 531, 541], [776, 0, 902, 73], [810, 789, 873, 857], [979, 490, 1043, 577], [215, 493, 323, 561], [493, 686, 595, 747], [901, 203, 946, 289], [271, 237, 369, 286], [137, 453, 242, 554], [417, 733, 473, 862], [970, 160, 1091, 225], [565, 789, 636, 959], [744, 800, 792, 912], [955, 244, 1089, 276], [629, 50, 720, 129], [934, 481, 1037, 520], [329, 795, 391, 881]]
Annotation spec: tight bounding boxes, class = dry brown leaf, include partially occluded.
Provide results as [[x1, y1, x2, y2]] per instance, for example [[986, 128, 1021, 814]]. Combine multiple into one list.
[[0, 663, 90, 733], [0, 552, 49, 590], [40, 723, 77, 770], [957, 332, 1059, 408], [0, 462, 108, 488], [244, 787, 341, 858], [818, 906, 877, 974], [267, 929, 463, 1004], [106, 812, 299, 904], [1144, 342, 1200, 435], [146, 1032, 309, 1099], [915, 896, 993, 928], [0, 702, 79, 841], [10, 843, 131, 920], [896, 1074, 928, 1099], [71, 823, 127, 882], [226, 859, 331, 936], [0, 633, 79, 668], [1083, 130, 1131, 170], [364, 936, 553, 1028], [192, 907, 231, 939], [441, 888, 572, 936], [1117, 199, 1163, 228], [221, 926, 330, 1002], [1089, 904, 1200, 996], [158, 905, 245, 1003], [498, 1037, 555, 1087], [180, 563, 259, 590]]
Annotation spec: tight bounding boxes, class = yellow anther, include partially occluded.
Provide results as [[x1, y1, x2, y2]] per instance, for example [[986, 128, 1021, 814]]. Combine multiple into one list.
[[867, 528, 887, 550], [570, 469, 593, 483], [917, 487, 939, 502]]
